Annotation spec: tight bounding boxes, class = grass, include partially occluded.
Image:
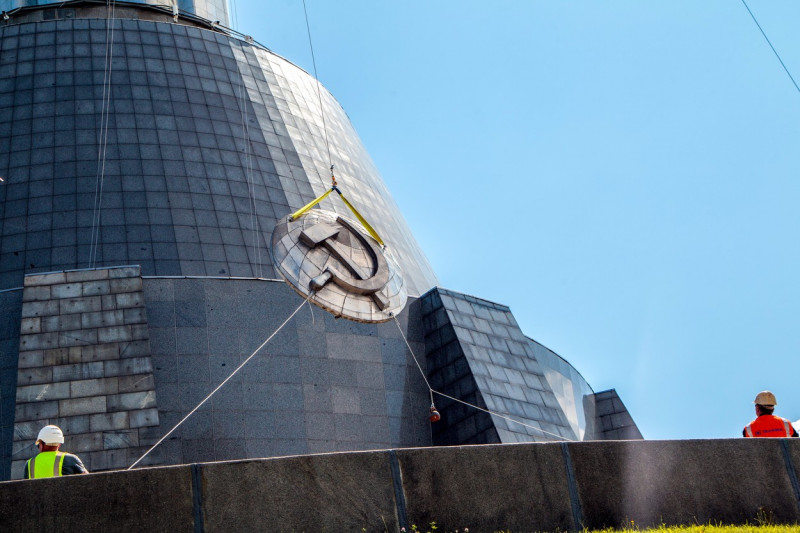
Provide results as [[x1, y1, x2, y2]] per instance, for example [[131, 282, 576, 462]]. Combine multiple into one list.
[[586, 527, 800, 533], [401, 524, 800, 533]]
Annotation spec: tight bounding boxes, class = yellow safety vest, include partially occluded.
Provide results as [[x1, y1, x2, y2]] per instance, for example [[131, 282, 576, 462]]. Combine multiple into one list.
[[26, 451, 65, 479]]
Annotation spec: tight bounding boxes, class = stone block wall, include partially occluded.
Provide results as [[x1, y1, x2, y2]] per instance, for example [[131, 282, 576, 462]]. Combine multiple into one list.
[[11, 266, 159, 478]]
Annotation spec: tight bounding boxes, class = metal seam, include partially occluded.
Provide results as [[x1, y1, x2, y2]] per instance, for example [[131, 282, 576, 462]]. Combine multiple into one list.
[[191, 463, 205, 533], [560, 442, 583, 531], [389, 450, 409, 531], [780, 440, 800, 508]]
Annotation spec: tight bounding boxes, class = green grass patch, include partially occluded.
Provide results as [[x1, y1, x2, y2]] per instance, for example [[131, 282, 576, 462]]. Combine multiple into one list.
[[585, 526, 800, 533], [400, 525, 800, 533]]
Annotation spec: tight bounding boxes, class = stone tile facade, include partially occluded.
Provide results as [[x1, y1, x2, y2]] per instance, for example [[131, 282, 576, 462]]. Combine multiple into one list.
[[0, 15, 438, 296], [11, 266, 159, 478], [0, 289, 22, 480], [421, 287, 576, 445], [593, 389, 643, 440], [420, 287, 642, 444], [139, 277, 431, 467]]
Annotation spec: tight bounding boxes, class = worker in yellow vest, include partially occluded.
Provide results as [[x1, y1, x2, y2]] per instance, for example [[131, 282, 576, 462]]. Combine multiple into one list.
[[24, 425, 88, 479], [743, 391, 798, 438]]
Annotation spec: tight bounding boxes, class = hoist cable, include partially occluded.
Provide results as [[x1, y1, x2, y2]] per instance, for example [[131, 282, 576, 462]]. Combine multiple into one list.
[[740, 0, 800, 95], [89, 0, 117, 268], [127, 295, 311, 470], [302, 0, 333, 190]]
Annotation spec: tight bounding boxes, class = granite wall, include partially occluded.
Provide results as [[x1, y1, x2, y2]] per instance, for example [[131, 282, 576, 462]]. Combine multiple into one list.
[[139, 276, 432, 467], [2, 439, 799, 532], [4, 273, 643, 480], [3, 272, 432, 479], [11, 266, 159, 478]]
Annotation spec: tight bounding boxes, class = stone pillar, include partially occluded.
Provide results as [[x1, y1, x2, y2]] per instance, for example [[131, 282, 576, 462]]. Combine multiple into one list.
[[11, 266, 159, 478]]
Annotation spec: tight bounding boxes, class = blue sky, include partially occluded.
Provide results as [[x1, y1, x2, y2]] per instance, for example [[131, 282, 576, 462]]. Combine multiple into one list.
[[231, 1, 800, 440]]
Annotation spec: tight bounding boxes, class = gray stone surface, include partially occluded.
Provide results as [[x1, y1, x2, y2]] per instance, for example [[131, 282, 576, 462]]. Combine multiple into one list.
[[786, 438, 800, 495], [421, 287, 580, 444], [140, 277, 431, 469], [592, 389, 643, 440], [420, 287, 643, 445], [199, 452, 399, 532], [0, 12, 438, 296], [397, 443, 576, 532], [568, 439, 800, 529], [4, 440, 796, 532], [0, 465, 195, 533], [11, 266, 159, 478]]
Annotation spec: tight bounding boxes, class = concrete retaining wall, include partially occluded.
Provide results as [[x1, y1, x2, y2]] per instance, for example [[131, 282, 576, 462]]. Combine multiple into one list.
[[2, 439, 799, 532]]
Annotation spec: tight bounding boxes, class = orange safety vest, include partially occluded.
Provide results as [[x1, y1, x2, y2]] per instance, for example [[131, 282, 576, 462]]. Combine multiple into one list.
[[744, 414, 794, 438]]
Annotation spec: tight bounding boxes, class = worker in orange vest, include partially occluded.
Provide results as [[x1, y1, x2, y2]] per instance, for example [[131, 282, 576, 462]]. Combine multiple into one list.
[[743, 391, 798, 438]]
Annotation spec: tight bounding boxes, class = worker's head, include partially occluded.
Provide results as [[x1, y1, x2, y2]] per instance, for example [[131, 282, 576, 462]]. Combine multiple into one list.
[[754, 391, 777, 416], [35, 425, 64, 451]]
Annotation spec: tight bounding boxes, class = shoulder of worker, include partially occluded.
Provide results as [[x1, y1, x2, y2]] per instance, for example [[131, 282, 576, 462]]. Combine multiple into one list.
[[785, 417, 800, 437], [61, 452, 89, 474]]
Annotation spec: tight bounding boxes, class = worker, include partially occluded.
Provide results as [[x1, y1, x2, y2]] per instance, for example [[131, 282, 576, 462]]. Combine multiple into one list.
[[743, 391, 798, 438], [24, 425, 88, 479]]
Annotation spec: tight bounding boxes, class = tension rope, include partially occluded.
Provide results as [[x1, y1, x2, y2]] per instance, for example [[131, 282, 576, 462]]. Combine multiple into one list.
[[127, 283, 569, 470], [128, 294, 312, 470], [390, 314, 575, 442]]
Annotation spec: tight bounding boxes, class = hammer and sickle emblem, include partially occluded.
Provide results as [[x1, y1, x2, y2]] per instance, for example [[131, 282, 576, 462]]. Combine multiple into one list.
[[299, 216, 390, 309]]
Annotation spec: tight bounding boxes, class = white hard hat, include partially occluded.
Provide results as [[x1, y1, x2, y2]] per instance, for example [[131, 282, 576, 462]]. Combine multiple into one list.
[[754, 391, 777, 407], [36, 425, 64, 445]]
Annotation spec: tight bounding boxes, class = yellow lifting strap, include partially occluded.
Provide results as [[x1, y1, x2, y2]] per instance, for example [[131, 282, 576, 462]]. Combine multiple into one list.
[[336, 190, 385, 247], [288, 186, 385, 247], [288, 188, 334, 221]]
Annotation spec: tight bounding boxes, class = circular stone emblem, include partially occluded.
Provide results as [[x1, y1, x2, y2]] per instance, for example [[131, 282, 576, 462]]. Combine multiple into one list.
[[270, 209, 407, 323]]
